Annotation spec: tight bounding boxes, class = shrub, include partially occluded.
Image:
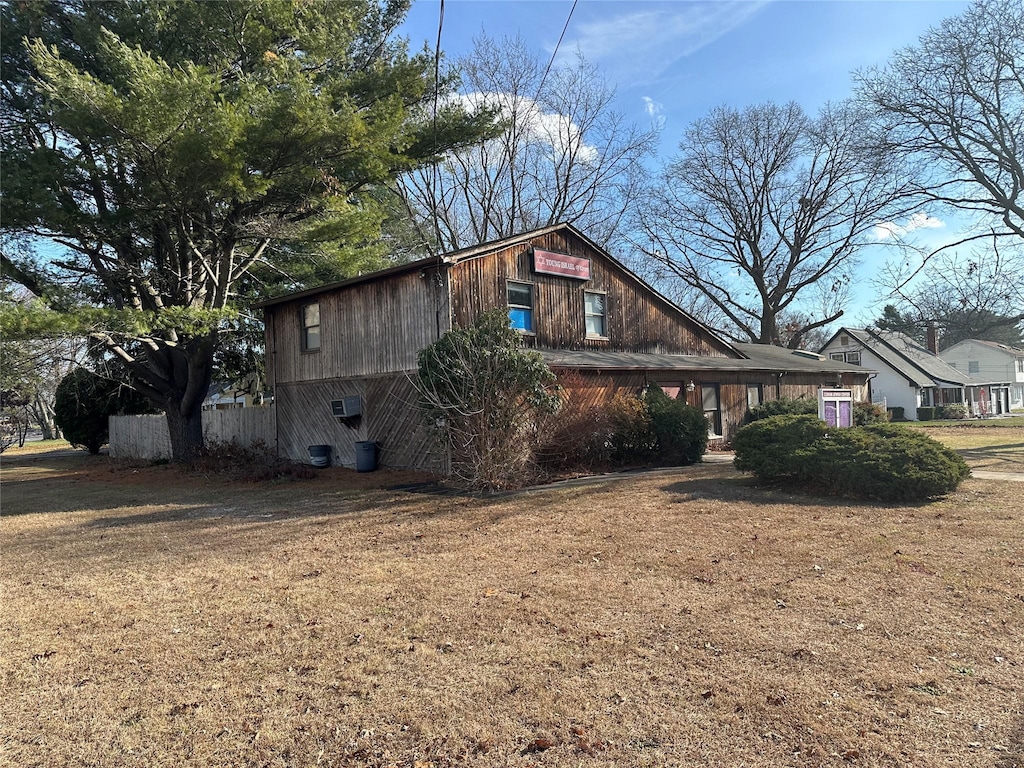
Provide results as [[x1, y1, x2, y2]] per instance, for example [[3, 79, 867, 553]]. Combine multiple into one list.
[[606, 392, 655, 465], [747, 396, 817, 422], [809, 424, 971, 500], [54, 368, 154, 454], [732, 415, 828, 481], [917, 406, 938, 421], [942, 403, 968, 420], [192, 439, 316, 482], [854, 401, 887, 425], [536, 382, 708, 473], [644, 384, 708, 465], [887, 406, 906, 422], [416, 309, 560, 491], [733, 416, 970, 501], [535, 374, 616, 473]]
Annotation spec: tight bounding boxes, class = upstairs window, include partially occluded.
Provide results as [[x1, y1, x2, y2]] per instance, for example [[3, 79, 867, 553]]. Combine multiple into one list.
[[1018, 359, 1024, 373], [301, 302, 321, 351], [584, 291, 607, 337], [969, 360, 980, 374], [507, 281, 534, 332], [830, 351, 861, 365]]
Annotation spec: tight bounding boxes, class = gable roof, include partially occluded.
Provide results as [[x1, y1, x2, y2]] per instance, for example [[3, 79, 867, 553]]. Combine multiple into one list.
[[942, 338, 1024, 356], [822, 327, 991, 387], [255, 224, 590, 310], [254, 223, 740, 356]]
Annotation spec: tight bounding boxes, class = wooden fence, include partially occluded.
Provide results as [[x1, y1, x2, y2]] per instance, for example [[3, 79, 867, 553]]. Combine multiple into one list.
[[109, 407, 276, 460]]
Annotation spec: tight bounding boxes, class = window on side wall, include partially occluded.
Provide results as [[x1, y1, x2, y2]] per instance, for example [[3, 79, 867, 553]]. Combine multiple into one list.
[[301, 302, 321, 352], [746, 384, 762, 410], [507, 281, 534, 332], [969, 360, 980, 374], [584, 291, 607, 338], [702, 383, 721, 437]]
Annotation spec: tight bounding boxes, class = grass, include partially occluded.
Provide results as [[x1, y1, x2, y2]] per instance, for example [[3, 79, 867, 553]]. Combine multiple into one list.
[[905, 421, 1024, 472], [2, 440, 1023, 768]]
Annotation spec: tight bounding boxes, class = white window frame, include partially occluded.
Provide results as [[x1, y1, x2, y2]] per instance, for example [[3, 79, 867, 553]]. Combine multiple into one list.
[[507, 280, 535, 334], [584, 290, 607, 338]]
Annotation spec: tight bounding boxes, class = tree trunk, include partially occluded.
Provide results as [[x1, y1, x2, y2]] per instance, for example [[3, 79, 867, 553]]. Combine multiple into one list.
[[32, 393, 60, 440], [165, 403, 205, 463], [133, 334, 215, 464]]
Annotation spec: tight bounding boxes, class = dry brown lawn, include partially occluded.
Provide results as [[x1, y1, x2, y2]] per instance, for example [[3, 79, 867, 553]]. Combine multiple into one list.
[[2, 441, 1022, 768]]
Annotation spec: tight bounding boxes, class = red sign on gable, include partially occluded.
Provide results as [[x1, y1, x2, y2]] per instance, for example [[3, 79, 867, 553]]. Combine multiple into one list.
[[532, 248, 591, 280]]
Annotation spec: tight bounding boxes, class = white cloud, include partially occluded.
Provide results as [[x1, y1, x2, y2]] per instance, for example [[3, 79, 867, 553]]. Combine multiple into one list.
[[641, 96, 666, 129], [457, 91, 599, 164], [563, 1, 769, 81], [873, 212, 945, 240]]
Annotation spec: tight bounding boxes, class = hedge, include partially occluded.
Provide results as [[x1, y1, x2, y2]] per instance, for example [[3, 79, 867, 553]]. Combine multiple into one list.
[[733, 415, 970, 501]]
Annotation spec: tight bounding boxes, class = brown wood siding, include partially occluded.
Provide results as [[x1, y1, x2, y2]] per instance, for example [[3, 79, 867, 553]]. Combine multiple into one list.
[[555, 368, 868, 444], [275, 375, 444, 471], [449, 229, 734, 357], [365, 374, 445, 473], [266, 267, 449, 386]]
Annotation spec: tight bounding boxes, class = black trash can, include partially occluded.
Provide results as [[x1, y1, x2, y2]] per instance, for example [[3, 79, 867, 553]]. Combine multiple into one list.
[[355, 440, 378, 472], [308, 444, 331, 467]]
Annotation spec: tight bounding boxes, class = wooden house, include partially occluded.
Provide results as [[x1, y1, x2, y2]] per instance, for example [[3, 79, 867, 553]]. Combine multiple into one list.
[[259, 224, 869, 469]]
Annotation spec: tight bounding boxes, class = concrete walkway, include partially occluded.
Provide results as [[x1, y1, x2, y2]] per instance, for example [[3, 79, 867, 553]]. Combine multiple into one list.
[[970, 469, 1024, 482]]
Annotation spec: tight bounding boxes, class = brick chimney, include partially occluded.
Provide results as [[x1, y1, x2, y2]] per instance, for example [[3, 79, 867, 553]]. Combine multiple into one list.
[[926, 323, 938, 355]]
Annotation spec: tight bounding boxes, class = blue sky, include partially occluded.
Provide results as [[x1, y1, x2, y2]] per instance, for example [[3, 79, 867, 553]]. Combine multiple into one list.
[[399, 0, 972, 324]]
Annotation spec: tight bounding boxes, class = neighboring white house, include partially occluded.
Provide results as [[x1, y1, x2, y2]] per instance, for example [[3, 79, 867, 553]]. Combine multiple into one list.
[[820, 327, 1010, 419], [940, 339, 1024, 413]]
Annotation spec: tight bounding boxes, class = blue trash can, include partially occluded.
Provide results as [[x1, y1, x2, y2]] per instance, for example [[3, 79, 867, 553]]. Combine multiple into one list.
[[308, 444, 331, 467], [355, 441, 378, 472]]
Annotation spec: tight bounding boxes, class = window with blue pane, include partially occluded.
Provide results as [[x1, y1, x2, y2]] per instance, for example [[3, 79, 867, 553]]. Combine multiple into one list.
[[584, 291, 606, 337], [507, 281, 533, 332]]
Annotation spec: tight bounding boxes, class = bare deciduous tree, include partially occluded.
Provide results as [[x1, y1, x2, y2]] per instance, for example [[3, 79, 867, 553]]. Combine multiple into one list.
[[855, 0, 1024, 245], [875, 238, 1024, 346], [399, 34, 659, 254], [637, 101, 913, 348]]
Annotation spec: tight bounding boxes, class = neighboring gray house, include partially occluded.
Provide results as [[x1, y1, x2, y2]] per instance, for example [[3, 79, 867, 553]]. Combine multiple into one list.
[[820, 327, 1009, 419], [940, 339, 1024, 413]]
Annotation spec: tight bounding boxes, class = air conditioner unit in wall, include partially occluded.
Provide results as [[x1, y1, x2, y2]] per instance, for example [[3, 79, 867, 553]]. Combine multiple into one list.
[[330, 396, 362, 418]]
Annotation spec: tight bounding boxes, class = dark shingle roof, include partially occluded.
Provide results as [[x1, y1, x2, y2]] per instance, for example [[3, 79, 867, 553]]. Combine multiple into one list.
[[541, 344, 869, 375], [828, 328, 1000, 386]]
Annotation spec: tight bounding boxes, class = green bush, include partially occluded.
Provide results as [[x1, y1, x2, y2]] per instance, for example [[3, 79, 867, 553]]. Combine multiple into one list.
[[747, 396, 817, 422], [887, 406, 906, 422], [733, 415, 970, 501], [853, 401, 887, 425], [54, 368, 155, 454], [416, 309, 560, 491], [917, 406, 938, 421], [732, 415, 828, 480], [942, 403, 968, 420], [644, 384, 707, 465]]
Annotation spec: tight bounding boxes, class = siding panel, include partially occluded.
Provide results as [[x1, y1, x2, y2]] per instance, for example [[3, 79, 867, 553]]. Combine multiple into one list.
[[448, 230, 734, 357]]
